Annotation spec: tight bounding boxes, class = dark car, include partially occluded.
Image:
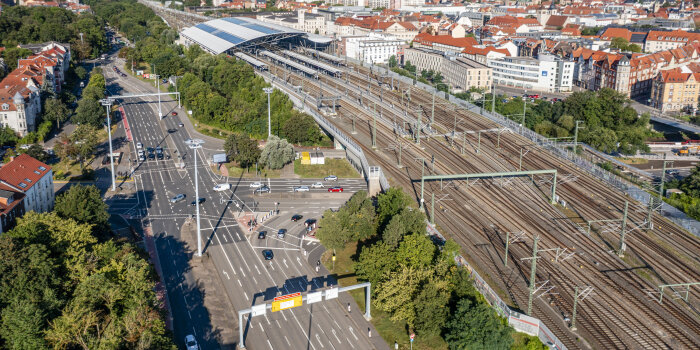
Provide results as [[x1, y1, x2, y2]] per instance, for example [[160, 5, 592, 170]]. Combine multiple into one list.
[[262, 249, 274, 260], [328, 187, 344, 192], [157, 153, 164, 160], [190, 197, 205, 206], [254, 186, 271, 194], [121, 73, 126, 77], [277, 229, 287, 238], [167, 128, 177, 133], [147, 153, 155, 160], [304, 219, 316, 227], [291, 214, 303, 222], [147, 147, 155, 154], [258, 231, 266, 239]]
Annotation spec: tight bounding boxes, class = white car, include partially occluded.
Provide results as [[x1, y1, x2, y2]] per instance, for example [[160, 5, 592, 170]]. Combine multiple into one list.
[[213, 183, 231, 192], [311, 182, 324, 188], [250, 182, 263, 188], [324, 175, 338, 181], [136, 142, 143, 149], [184, 334, 199, 350], [293, 186, 310, 192]]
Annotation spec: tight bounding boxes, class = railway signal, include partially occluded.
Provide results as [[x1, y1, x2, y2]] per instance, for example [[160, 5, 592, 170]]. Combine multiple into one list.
[[570, 286, 594, 331]]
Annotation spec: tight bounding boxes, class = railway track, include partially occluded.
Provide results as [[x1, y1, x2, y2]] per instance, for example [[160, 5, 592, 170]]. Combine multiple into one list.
[[261, 55, 700, 349]]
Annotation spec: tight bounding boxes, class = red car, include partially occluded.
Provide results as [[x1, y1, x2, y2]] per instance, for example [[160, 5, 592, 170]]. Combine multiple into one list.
[[171, 111, 178, 116], [328, 187, 343, 193]]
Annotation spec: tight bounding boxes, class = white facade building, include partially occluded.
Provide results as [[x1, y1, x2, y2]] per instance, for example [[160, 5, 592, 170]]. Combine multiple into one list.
[[345, 33, 402, 64], [0, 154, 54, 213], [488, 54, 574, 92]]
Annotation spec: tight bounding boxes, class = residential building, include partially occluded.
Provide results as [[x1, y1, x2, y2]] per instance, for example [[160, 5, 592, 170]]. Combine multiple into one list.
[[257, 10, 327, 35], [331, 17, 418, 42], [0, 75, 41, 136], [442, 57, 492, 92], [488, 54, 574, 92], [0, 185, 25, 234], [645, 30, 700, 53], [412, 33, 478, 54], [0, 154, 53, 213], [650, 67, 700, 113], [403, 48, 492, 92], [344, 33, 403, 64]]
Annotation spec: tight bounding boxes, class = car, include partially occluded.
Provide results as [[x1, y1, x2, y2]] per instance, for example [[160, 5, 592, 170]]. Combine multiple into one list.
[[328, 187, 344, 192], [148, 153, 155, 160], [185, 334, 199, 350], [190, 197, 205, 206], [178, 123, 184, 127], [213, 183, 231, 192], [250, 182, 263, 188], [171, 111, 178, 116], [136, 142, 143, 149], [293, 186, 310, 192], [254, 186, 271, 194], [170, 194, 186, 203], [324, 175, 338, 181], [157, 153, 163, 160], [167, 128, 177, 133], [155, 147, 163, 154], [262, 249, 274, 260], [121, 73, 126, 77], [311, 182, 324, 188], [162, 79, 168, 84], [304, 219, 316, 227], [147, 147, 155, 154], [291, 214, 303, 222], [258, 231, 266, 239], [277, 229, 287, 238], [138, 154, 146, 162]]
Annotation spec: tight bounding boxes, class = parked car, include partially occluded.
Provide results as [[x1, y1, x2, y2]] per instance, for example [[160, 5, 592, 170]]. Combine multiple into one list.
[[148, 153, 155, 160], [155, 147, 163, 154], [147, 147, 155, 154], [157, 153, 163, 160], [324, 175, 338, 181], [170, 194, 186, 203], [185, 335, 199, 350], [262, 249, 274, 260], [311, 182, 324, 188], [250, 182, 263, 188], [258, 231, 266, 239], [213, 183, 231, 192], [254, 186, 271, 194], [293, 186, 310, 192], [328, 187, 344, 192], [291, 214, 303, 222], [190, 197, 205, 206], [136, 142, 143, 149], [277, 229, 287, 238]]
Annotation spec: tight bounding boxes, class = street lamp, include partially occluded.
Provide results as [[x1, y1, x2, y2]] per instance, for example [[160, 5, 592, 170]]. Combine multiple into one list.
[[185, 138, 205, 257], [153, 65, 162, 118], [263, 87, 273, 138], [99, 98, 116, 191]]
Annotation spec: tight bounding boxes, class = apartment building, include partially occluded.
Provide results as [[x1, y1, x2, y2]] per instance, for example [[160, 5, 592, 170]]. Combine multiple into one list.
[[344, 33, 403, 64], [412, 33, 478, 54], [650, 67, 700, 113], [645, 30, 700, 53], [257, 10, 327, 35], [0, 154, 54, 214], [403, 48, 492, 92], [0, 185, 25, 234], [488, 54, 574, 92]]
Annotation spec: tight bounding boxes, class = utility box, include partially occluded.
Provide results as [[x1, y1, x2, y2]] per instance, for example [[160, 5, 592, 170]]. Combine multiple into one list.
[[301, 152, 311, 165]]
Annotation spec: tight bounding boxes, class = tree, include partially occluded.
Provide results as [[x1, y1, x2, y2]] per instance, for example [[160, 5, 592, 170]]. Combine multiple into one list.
[[396, 233, 436, 269], [18, 144, 49, 162], [315, 210, 353, 251], [73, 97, 104, 128], [74, 66, 88, 81], [0, 126, 18, 147], [282, 113, 323, 145], [374, 265, 434, 329], [54, 185, 110, 237], [388, 55, 398, 68], [0, 48, 32, 71], [610, 37, 630, 51], [43, 98, 70, 129], [376, 187, 413, 229], [69, 125, 99, 169], [355, 242, 398, 287], [414, 282, 450, 335], [382, 209, 426, 249], [224, 133, 261, 168], [1, 299, 48, 349], [445, 298, 514, 350], [258, 135, 294, 170]]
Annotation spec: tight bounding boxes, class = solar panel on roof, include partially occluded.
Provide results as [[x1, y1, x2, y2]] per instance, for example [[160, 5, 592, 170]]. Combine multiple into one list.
[[222, 17, 248, 25], [244, 24, 279, 35], [196, 23, 218, 33], [212, 31, 245, 45]]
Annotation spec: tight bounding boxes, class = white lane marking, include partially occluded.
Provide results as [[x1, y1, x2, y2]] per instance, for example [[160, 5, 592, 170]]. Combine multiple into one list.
[[297, 256, 302, 266], [223, 271, 230, 279], [255, 265, 261, 275], [348, 326, 358, 341], [284, 336, 291, 346], [267, 339, 273, 350], [346, 338, 355, 349], [283, 259, 289, 268], [237, 279, 242, 287], [316, 334, 325, 348], [331, 329, 342, 344]]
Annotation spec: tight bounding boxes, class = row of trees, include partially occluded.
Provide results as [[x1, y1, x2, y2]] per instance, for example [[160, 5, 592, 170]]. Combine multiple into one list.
[[665, 165, 700, 220], [0, 6, 108, 61], [473, 88, 653, 154], [89, 0, 326, 144], [0, 185, 173, 348], [223, 134, 295, 170], [315, 189, 539, 349]]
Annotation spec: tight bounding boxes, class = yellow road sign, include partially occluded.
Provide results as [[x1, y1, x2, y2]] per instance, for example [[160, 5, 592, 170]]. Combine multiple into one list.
[[272, 293, 302, 312]]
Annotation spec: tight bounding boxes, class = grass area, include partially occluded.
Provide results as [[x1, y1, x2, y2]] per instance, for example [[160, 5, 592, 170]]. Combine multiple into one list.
[[320, 242, 448, 350], [210, 163, 283, 179], [293, 158, 360, 179], [52, 158, 83, 180], [615, 157, 649, 165]]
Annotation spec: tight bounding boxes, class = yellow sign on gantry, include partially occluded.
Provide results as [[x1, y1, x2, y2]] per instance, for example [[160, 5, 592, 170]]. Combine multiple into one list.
[[271, 293, 303, 312]]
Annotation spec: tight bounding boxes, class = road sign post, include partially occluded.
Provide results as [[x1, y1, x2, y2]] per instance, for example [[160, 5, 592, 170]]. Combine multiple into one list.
[[410, 333, 415, 350]]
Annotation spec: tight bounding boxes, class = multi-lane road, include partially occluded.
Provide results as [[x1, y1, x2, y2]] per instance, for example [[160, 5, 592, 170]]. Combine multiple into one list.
[[100, 53, 380, 349]]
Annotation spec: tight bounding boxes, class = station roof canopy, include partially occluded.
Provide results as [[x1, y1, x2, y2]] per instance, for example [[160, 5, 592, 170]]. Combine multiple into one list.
[[180, 17, 305, 54]]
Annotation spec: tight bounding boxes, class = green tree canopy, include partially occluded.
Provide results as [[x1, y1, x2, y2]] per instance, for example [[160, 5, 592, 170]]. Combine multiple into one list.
[[54, 185, 110, 237], [223, 133, 261, 168], [258, 135, 294, 170]]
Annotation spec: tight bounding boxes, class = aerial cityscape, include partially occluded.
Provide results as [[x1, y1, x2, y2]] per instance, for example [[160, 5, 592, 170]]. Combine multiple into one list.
[[0, 0, 699, 349]]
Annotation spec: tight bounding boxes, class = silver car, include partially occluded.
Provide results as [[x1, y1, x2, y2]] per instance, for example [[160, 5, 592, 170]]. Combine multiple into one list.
[[293, 186, 310, 192]]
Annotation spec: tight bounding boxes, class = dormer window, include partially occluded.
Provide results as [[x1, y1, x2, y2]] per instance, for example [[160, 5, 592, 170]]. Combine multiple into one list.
[[1, 104, 7, 111]]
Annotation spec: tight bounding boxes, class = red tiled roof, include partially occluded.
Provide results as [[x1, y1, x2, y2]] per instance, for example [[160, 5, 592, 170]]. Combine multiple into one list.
[[0, 154, 51, 192], [0, 183, 24, 217], [599, 28, 633, 41], [659, 69, 694, 83], [646, 29, 700, 42], [413, 33, 478, 49], [546, 15, 568, 28]]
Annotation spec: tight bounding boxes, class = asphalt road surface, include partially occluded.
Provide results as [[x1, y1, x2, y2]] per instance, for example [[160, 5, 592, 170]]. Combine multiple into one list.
[[102, 54, 378, 349]]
